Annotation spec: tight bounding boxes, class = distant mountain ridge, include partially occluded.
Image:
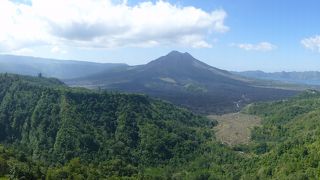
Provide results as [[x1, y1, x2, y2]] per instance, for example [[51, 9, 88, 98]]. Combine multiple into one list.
[[68, 51, 298, 114], [234, 70, 320, 85], [0, 54, 127, 79]]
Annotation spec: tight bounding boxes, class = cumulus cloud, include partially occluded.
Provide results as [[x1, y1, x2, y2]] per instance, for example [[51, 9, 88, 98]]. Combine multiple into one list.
[[231, 42, 277, 52], [301, 35, 320, 52], [0, 1, 51, 51], [0, 0, 228, 51]]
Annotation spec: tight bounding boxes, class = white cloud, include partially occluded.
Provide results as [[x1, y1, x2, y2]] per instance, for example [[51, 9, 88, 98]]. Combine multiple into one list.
[[0, 0, 228, 51], [51, 46, 67, 54], [12, 48, 34, 55], [0, 1, 49, 49], [301, 35, 320, 52], [231, 42, 277, 52]]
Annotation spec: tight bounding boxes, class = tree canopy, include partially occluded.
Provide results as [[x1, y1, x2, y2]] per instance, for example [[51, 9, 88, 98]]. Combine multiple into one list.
[[1, 74, 320, 179]]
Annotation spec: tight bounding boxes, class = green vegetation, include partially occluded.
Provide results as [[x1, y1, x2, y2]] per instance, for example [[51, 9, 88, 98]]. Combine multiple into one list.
[[184, 83, 208, 93], [241, 90, 320, 179], [2, 74, 320, 179], [0, 74, 244, 179]]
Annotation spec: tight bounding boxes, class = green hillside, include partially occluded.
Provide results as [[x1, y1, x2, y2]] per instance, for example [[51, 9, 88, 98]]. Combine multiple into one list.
[[0, 74, 246, 179], [242, 90, 320, 179], [2, 74, 320, 179]]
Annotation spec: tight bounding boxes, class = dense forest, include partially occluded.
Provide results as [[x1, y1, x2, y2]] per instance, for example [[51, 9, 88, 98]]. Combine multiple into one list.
[[0, 74, 243, 179], [242, 90, 320, 179], [1, 74, 320, 179]]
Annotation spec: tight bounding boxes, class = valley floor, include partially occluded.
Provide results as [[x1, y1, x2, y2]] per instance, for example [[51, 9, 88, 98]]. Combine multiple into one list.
[[208, 113, 261, 146]]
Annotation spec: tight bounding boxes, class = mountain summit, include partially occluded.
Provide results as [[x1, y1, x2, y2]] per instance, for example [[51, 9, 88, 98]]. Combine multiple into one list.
[[156, 50, 194, 62], [146, 51, 199, 69], [142, 51, 235, 82], [67, 51, 297, 113], [165, 50, 192, 57]]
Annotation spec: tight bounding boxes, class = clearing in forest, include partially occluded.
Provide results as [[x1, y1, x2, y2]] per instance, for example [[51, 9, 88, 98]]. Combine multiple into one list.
[[208, 113, 261, 146]]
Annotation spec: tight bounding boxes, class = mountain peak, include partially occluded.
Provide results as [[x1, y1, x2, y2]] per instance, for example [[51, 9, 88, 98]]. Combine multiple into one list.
[[146, 51, 197, 69], [166, 51, 193, 58]]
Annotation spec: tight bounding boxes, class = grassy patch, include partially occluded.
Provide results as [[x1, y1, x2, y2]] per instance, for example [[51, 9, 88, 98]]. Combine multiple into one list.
[[208, 113, 261, 146]]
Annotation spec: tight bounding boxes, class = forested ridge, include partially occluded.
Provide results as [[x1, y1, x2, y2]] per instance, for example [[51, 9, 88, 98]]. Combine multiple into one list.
[[242, 90, 320, 179], [0, 74, 243, 179], [1, 74, 320, 179]]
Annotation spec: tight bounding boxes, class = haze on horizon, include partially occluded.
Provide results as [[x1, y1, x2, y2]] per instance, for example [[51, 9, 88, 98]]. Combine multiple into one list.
[[1, 0, 320, 72]]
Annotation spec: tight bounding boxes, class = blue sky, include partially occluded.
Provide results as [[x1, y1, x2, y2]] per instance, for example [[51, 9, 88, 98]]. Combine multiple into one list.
[[3, 0, 320, 72]]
